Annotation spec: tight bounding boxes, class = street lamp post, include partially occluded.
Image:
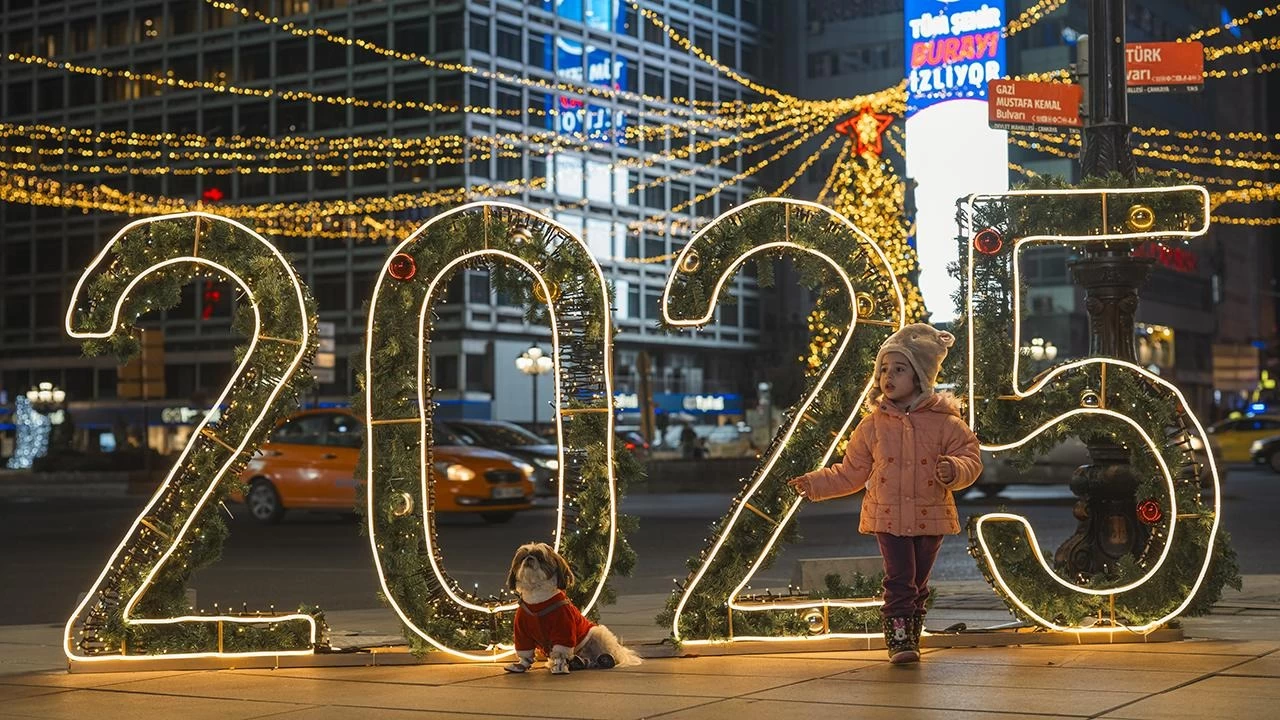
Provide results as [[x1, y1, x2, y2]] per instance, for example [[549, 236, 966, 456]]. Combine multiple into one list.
[[1055, 0, 1153, 577], [25, 381, 68, 453], [515, 346, 554, 429]]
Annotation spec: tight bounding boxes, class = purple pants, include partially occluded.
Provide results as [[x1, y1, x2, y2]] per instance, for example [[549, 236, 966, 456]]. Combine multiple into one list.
[[875, 533, 945, 619]]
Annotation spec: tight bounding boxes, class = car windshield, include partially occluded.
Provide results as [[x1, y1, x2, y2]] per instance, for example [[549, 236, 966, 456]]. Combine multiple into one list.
[[457, 422, 545, 447]]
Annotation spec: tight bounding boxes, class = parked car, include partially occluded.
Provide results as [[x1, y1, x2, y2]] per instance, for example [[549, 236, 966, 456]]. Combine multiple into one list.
[[976, 433, 1225, 496], [440, 419, 559, 497], [1250, 435, 1280, 472], [656, 423, 757, 459], [615, 428, 651, 462], [1206, 415, 1280, 463], [235, 409, 536, 524]]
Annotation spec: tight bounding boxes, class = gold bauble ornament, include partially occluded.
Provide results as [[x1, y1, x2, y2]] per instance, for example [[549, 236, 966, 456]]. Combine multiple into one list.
[[1080, 389, 1101, 408], [391, 491, 414, 517], [1126, 204, 1156, 232], [855, 292, 876, 318], [532, 279, 561, 304], [508, 224, 534, 244], [678, 249, 701, 273], [802, 610, 825, 634]]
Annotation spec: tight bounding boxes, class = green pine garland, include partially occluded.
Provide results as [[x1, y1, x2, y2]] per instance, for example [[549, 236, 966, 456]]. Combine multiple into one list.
[[357, 205, 638, 656], [656, 197, 903, 641], [951, 173, 1240, 627], [70, 215, 322, 656]]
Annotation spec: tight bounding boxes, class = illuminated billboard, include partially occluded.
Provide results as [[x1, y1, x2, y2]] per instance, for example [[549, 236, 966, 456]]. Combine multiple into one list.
[[543, 0, 628, 33], [904, 0, 1009, 321], [547, 37, 629, 143]]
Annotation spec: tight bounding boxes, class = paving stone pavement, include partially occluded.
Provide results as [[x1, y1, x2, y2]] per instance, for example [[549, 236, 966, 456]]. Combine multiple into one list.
[[2, 577, 1278, 719]]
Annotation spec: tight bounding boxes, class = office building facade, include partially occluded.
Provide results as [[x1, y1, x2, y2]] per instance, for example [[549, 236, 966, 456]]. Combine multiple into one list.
[[0, 0, 782, 448]]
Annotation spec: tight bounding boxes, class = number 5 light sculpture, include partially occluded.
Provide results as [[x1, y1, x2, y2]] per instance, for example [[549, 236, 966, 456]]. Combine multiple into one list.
[[960, 185, 1222, 633]]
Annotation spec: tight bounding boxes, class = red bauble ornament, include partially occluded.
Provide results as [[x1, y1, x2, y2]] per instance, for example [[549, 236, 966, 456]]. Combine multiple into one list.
[[1137, 499, 1163, 525], [389, 253, 417, 281], [973, 228, 1003, 255]]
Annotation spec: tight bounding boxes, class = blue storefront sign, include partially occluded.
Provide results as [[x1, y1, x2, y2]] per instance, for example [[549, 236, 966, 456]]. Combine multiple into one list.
[[614, 393, 743, 416], [904, 0, 1006, 118]]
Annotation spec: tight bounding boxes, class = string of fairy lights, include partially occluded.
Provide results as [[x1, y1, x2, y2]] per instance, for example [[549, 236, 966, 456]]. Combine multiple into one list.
[[1, 1, 1277, 248]]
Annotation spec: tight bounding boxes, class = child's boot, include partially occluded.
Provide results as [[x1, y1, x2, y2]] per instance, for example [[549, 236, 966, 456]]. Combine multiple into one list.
[[883, 616, 919, 665], [909, 614, 924, 658]]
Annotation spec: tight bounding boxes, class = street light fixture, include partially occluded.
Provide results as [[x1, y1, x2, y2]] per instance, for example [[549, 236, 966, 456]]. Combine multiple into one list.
[[1020, 337, 1058, 363], [26, 381, 66, 407], [515, 346, 554, 427]]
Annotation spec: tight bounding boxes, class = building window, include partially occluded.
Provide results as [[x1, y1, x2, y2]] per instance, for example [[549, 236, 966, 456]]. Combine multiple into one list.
[[644, 68, 663, 96], [436, 14, 463, 53], [470, 18, 490, 54], [313, 274, 348, 312], [468, 271, 491, 304], [743, 297, 760, 328], [396, 19, 429, 54], [277, 39, 309, 76], [71, 19, 97, 52], [465, 353, 490, 392], [496, 153, 523, 181], [4, 295, 31, 329], [527, 33, 546, 65], [496, 83, 522, 113], [644, 18, 664, 45], [281, 0, 311, 16], [497, 24, 521, 61], [434, 354, 459, 390], [644, 290, 661, 320]]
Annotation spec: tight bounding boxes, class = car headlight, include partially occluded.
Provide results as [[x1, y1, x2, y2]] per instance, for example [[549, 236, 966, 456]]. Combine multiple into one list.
[[434, 462, 476, 482], [1251, 440, 1264, 455], [514, 461, 536, 478], [533, 457, 559, 471]]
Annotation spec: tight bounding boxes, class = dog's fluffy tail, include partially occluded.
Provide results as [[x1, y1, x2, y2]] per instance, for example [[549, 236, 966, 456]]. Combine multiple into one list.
[[584, 625, 644, 667]]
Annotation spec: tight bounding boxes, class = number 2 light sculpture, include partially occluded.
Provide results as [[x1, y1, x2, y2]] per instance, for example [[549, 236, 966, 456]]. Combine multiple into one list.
[[63, 213, 319, 662], [961, 185, 1222, 632], [661, 198, 905, 644]]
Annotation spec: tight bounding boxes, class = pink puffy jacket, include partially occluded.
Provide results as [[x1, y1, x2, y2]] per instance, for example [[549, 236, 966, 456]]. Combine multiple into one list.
[[794, 393, 982, 536]]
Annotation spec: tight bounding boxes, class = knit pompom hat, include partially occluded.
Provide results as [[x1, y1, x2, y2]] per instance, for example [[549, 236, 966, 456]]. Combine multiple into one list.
[[874, 323, 956, 396]]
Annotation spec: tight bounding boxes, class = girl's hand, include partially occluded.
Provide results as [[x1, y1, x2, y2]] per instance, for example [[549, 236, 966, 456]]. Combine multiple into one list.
[[935, 458, 954, 484], [787, 476, 810, 498]]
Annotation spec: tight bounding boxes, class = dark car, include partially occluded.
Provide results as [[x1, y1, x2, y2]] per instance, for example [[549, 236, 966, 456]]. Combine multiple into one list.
[[1250, 434, 1280, 473], [615, 429, 651, 462], [441, 419, 560, 497]]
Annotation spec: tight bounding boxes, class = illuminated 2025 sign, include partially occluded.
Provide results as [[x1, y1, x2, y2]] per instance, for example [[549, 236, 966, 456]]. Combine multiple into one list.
[[61, 192, 1223, 667]]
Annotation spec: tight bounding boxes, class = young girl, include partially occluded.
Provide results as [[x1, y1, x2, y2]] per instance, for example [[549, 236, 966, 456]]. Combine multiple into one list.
[[788, 323, 981, 664]]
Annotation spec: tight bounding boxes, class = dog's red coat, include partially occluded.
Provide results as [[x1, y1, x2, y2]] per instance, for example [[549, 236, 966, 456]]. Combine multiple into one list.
[[513, 590, 596, 654]]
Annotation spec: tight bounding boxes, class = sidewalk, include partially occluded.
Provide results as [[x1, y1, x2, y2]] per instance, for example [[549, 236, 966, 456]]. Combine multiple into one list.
[[2, 578, 1278, 719]]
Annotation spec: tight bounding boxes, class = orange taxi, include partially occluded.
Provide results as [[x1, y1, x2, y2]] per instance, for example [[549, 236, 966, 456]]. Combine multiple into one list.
[[236, 409, 536, 524]]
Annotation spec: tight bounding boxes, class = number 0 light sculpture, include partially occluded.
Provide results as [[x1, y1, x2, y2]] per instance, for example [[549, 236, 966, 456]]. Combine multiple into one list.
[[362, 202, 623, 659]]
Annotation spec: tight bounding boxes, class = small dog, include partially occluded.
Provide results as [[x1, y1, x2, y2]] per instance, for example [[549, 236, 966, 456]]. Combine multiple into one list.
[[503, 542, 642, 675]]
